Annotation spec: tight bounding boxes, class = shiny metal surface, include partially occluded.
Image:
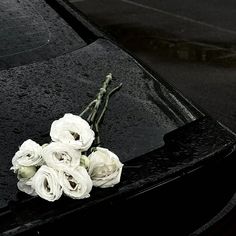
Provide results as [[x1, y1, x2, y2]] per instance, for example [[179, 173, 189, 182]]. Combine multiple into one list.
[[70, 0, 236, 132]]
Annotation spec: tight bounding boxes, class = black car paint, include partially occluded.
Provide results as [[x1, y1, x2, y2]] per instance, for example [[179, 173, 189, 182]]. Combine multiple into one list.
[[0, 0, 235, 235]]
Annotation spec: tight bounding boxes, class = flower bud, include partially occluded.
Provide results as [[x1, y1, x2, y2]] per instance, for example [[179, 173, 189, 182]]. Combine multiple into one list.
[[18, 166, 37, 179], [80, 155, 90, 169]]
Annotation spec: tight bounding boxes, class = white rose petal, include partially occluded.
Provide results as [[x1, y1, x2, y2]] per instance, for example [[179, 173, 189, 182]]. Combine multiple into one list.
[[50, 113, 95, 151], [42, 142, 81, 171], [17, 179, 37, 196], [11, 139, 43, 171], [88, 147, 123, 188], [32, 165, 62, 202], [59, 166, 92, 199]]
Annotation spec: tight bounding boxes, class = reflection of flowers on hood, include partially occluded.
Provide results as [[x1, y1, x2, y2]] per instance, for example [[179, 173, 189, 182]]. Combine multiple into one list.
[[11, 139, 43, 171], [50, 114, 95, 151], [42, 142, 81, 171], [32, 165, 62, 202], [59, 166, 92, 199], [88, 147, 123, 188]]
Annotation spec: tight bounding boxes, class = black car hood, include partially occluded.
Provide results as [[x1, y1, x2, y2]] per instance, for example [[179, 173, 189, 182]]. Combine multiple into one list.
[[0, 38, 202, 209], [0, 1, 235, 235]]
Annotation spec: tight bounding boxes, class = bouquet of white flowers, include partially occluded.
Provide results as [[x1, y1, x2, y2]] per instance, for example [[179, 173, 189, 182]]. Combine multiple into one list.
[[11, 73, 124, 202]]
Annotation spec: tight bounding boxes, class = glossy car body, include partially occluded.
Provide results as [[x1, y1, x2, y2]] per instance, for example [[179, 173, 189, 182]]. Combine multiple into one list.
[[0, 1, 235, 235]]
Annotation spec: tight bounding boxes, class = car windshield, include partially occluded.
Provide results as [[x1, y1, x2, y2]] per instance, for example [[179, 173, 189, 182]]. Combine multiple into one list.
[[0, 0, 86, 69]]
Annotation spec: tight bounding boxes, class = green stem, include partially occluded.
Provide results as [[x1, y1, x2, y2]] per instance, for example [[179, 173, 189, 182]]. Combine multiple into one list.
[[87, 73, 112, 125], [79, 99, 97, 117], [94, 83, 123, 146]]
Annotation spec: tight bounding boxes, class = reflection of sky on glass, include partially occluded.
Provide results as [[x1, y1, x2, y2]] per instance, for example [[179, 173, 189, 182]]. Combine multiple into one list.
[[0, 0, 50, 57]]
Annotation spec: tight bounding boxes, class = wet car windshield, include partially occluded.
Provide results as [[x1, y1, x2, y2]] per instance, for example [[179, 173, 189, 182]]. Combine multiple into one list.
[[0, 0, 86, 69]]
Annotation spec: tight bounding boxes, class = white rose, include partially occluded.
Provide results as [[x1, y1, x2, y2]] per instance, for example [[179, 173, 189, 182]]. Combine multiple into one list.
[[88, 147, 123, 188], [17, 179, 37, 196], [50, 113, 95, 151], [59, 166, 92, 199], [32, 165, 62, 202], [42, 142, 81, 171], [11, 139, 43, 171]]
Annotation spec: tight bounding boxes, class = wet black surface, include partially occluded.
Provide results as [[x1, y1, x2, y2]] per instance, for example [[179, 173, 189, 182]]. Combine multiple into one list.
[[70, 0, 236, 132], [0, 38, 201, 209], [0, 1, 236, 235], [0, 0, 85, 69], [1, 116, 235, 235]]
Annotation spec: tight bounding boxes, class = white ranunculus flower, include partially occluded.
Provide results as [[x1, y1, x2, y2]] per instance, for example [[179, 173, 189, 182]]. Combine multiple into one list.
[[88, 147, 123, 188], [17, 179, 37, 196], [32, 165, 62, 202], [42, 142, 81, 171], [50, 113, 95, 151], [59, 166, 92, 199], [11, 139, 43, 171]]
